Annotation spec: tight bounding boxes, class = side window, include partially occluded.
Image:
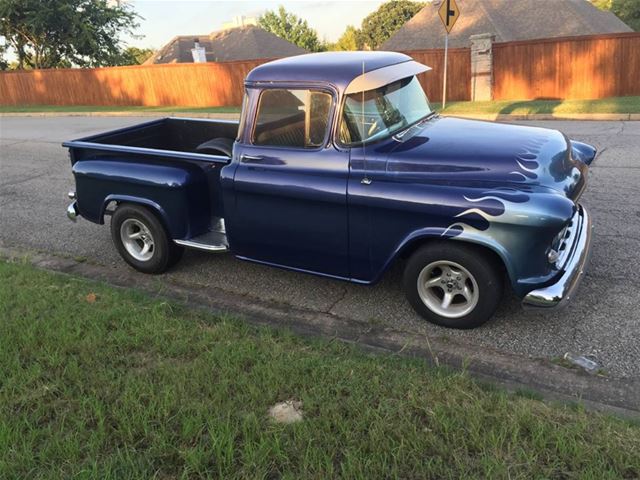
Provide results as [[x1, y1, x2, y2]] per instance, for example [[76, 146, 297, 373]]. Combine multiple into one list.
[[253, 89, 332, 149]]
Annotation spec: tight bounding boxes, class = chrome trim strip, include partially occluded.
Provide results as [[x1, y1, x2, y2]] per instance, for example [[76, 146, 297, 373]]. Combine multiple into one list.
[[62, 140, 231, 164], [522, 205, 593, 309], [173, 239, 229, 252]]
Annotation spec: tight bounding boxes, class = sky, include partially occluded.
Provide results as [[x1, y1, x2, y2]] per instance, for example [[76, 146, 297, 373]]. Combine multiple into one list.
[[126, 0, 386, 49]]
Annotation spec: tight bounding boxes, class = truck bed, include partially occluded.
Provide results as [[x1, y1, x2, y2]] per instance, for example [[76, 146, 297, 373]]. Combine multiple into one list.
[[64, 117, 238, 160], [64, 118, 239, 245]]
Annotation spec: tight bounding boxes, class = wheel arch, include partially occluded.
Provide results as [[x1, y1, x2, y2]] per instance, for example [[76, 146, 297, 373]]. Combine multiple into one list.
[[375, 230, 515, 288], [103, 195, 175, 237]]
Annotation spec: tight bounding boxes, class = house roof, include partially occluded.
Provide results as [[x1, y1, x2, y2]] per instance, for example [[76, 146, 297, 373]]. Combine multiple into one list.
[[381, 0, 633, 50], [147, 25, 307, 64], [245, 51, 414, 91]]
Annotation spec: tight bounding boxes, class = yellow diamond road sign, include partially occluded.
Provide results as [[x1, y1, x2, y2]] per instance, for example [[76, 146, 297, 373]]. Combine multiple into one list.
[[439, 0, 460, 34]]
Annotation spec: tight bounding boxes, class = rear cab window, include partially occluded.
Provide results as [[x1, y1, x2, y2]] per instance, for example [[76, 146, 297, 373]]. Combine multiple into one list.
[[236, 92, 250, 142], [252, 89, 332, 149]]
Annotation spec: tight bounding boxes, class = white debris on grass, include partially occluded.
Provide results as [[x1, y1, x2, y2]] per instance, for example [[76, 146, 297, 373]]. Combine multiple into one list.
[[268, 400, 303, 424]]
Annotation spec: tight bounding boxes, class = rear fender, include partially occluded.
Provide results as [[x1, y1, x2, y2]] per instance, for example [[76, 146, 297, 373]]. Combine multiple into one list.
[[72, 159, 210, 239], [102, 195, 171, 230]]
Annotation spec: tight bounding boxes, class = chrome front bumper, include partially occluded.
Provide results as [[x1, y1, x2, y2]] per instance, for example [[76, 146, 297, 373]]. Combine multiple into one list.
[[522, 205, 593, 309]]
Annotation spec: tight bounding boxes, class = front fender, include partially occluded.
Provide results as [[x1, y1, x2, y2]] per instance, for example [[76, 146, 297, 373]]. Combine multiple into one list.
[[370, 191, 576, 297], [371, 227, 515, 286], [570, 140, 597, 166]]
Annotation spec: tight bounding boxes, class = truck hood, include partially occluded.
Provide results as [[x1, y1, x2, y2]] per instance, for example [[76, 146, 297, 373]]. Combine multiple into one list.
[[383, 116, 586, 198]]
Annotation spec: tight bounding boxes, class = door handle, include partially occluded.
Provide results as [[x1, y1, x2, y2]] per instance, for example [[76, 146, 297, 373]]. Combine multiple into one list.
[[241, 154, 263, 163]]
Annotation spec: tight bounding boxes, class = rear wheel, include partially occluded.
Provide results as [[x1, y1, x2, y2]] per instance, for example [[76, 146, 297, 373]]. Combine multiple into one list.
[[110, 204, 183, 274], [403, 243, 503, 329]]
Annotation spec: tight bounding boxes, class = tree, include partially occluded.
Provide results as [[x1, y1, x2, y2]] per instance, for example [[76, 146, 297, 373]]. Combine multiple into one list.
[[331, 25, 364, 51], [591, 0, 640, 31], [258, 5, 324, 52], [0, 42, 7, 70], [116, 46, 155, 66], [0, 0, 139, 69], [360, 0, 425, 50]]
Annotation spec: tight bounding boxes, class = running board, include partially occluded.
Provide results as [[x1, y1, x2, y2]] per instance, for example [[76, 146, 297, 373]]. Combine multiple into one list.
[[174, 230, 229, 253]]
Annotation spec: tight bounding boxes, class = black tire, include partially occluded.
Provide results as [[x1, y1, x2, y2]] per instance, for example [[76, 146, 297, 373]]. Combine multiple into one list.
[[167, 243, 185, 269], [110, 204, 181, 274], [403, 242, 503, 329]]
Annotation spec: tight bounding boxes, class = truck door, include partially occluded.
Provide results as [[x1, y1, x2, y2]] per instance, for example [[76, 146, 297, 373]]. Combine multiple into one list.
[[228, 87, 350, 278]]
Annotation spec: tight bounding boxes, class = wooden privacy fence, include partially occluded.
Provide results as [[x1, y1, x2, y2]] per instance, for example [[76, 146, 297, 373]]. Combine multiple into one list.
[[0, 32, 639, 107], [0, 49, 470, 107], [493, 32, 640, 100], [0, 59, 268, 107], [402, 48, 471, 102]]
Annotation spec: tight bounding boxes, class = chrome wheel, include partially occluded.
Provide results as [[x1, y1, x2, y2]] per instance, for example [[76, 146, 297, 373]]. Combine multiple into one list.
[[120, 218, 155, 262], [417, 260, 479, 319]]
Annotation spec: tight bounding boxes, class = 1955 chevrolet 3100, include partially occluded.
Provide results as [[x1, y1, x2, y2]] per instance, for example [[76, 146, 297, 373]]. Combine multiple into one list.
[[64, 52, 595, 329]]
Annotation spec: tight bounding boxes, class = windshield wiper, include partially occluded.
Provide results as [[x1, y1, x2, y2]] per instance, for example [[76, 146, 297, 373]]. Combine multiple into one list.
[[393, 111, 437, 142]]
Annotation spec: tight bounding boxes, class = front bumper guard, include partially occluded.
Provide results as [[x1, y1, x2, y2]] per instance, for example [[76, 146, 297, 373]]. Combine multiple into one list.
[[522, 205, 593, 309], [67, 200, 79, 222]]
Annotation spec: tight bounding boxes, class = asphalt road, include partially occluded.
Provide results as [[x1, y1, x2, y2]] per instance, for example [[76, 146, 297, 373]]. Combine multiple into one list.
[[1, 116, 639, 379]]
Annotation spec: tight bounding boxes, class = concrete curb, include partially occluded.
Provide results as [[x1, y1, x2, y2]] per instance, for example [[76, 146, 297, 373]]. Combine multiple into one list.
[[0, 112, 638, 121], [1, 245, 638, 417]]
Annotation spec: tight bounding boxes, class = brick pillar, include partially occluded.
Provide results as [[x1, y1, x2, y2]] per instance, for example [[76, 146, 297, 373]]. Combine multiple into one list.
[[470, 33, 494, 101]]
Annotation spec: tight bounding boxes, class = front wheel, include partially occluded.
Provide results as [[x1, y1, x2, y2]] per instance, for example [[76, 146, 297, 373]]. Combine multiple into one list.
[[110, 204, 183, 274], [403, 243, 503, 329]]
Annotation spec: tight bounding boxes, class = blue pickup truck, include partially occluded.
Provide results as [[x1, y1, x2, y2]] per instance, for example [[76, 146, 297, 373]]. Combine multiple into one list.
[[64, 52, 595, 329]]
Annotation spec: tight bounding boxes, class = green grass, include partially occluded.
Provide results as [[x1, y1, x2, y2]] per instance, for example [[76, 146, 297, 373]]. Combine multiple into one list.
[[434, 96, 640, 115], [1, 260, 639, 479], [3, 96, 640, 115], [0, 104, 241, 114]]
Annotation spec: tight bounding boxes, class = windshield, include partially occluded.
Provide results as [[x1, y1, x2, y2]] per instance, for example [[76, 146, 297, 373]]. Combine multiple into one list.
[[340, 75, 432, 146]]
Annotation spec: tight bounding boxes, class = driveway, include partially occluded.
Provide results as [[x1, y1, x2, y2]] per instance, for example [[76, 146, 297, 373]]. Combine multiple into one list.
[[1, 116, 639, 379]]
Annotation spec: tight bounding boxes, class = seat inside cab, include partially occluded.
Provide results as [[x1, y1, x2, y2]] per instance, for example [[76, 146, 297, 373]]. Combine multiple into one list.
[[253, 89, 331, 149]]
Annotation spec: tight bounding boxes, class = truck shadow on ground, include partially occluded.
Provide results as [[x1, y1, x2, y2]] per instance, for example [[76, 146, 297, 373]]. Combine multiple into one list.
[[172, 248, 559, 337]]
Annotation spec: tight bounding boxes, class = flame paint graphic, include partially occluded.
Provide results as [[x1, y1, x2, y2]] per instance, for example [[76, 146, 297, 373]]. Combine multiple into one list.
[[442, 133, 550, 239], [442, 188, 530, 237]]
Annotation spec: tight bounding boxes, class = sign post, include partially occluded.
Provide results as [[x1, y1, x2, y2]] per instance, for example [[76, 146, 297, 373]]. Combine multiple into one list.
[[438, 0, 460, 109], [442, 33, 449, 110]]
